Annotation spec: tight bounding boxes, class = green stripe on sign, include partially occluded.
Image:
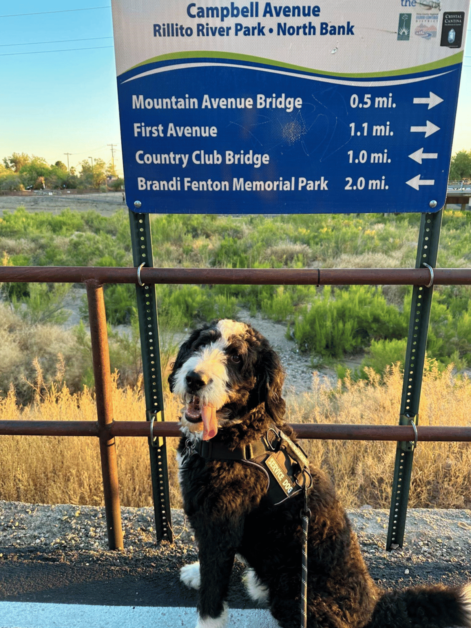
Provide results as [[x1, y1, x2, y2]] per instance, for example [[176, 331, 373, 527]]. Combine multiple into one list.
[[124, 50, 464, 78]]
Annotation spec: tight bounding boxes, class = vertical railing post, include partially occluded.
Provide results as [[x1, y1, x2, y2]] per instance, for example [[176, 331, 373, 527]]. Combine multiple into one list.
[[386, 210, 442, 549], [86, 281, 124, 550], [129, 210, 173, 543]]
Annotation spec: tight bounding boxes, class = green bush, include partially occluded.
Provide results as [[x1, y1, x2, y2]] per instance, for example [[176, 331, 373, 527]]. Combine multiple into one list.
[[293, 286, 407, 358], [359, 338, 408, 377], [261, 287, 294, 322]]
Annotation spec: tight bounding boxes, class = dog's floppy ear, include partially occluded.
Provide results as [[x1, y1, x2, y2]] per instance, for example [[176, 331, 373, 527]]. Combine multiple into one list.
[[254, 338, 286, 424]]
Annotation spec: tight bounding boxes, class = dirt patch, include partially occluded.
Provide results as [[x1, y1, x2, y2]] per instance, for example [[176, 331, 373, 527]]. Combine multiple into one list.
[[238, 309, 335, 394]]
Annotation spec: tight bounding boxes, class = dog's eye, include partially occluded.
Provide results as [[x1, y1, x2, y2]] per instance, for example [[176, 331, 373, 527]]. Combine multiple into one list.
[[230, 354, 241, 364]]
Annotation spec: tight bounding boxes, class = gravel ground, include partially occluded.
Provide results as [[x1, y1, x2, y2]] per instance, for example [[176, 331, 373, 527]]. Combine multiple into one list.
[[1, 500, 471, 607]]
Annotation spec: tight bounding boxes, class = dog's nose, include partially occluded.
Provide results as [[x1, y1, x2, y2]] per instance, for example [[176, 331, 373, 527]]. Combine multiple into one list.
[[185, 370, 210, 392]]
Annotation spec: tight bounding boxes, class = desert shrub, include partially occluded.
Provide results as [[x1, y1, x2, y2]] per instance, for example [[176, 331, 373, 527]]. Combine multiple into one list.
[[199, 293, 239, 321], [293, 286, 407, 358], [0, 304, 88, 403], [355, 338, 408, 380], [264, 242, 312, 265], [103, 285, 135, 325], [261, 287, 294, 322], [211, 236, 250, 268], [0, 304, 179, 403], [12, 283, 71, 325]]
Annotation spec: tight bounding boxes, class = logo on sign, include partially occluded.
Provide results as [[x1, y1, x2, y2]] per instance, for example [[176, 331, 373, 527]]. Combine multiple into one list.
[[415, 13, 438, 39], [440, 12, 464, 48], [398, 13, 412, 40]]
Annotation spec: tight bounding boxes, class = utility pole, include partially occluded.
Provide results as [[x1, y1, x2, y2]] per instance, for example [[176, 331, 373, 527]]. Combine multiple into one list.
[[89, 157, 95, 189], [107, 144, 118, 171], [64, 153, 72, 171]]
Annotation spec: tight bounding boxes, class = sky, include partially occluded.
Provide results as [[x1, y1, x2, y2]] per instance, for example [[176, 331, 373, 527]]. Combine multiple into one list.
[[0, 1, 470, 178], [0, 1, 122, 174]]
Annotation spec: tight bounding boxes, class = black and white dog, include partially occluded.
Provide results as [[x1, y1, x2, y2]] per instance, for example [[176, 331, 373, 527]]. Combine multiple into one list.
[[169, 319, 471, 628]]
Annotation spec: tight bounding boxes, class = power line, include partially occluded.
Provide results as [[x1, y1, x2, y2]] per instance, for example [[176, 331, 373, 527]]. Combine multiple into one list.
[[0, 36, 113, 48], [72, 145, 109, 156], [0, 45, 113, 57], [0, 6, 110, 18]]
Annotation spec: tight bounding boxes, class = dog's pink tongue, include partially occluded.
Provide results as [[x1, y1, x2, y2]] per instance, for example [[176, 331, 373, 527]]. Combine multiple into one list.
[[202, 404, 218, 441]]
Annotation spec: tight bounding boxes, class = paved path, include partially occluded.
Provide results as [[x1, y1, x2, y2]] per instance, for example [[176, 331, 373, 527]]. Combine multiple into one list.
[[0, 602, 277, 628]]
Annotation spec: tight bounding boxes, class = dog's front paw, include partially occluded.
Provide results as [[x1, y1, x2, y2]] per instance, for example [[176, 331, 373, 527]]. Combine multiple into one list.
[[196, 602, 229, 627], [180, 561, 201, 589], [243, 568, 269, 604]]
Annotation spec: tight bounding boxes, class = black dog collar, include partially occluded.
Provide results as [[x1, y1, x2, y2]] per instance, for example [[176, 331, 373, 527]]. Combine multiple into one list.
[[191, 437, 270, 462]]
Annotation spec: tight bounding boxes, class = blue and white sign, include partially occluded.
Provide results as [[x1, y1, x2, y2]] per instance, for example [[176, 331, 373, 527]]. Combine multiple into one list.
[[111, 0, 469, 214]]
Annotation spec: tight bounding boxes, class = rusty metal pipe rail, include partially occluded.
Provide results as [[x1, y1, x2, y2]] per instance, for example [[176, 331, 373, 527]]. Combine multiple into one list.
[[2, 266, 471, 286], [2, 420, 471, 442]]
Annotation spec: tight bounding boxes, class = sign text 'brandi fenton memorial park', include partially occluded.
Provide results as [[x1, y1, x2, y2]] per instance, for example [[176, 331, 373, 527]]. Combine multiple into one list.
[[111, 1, 469, 214]]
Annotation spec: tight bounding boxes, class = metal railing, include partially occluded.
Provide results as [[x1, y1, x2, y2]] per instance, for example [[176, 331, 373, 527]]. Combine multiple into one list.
[[1, 263, 471, 550]]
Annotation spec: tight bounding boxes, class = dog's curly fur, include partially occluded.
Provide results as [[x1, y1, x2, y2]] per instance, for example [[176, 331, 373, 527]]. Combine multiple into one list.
[[169, 320, 471, 628]]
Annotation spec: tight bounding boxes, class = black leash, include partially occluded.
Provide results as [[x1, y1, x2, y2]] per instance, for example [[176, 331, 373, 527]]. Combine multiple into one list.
[[301, 482, 311, 628]]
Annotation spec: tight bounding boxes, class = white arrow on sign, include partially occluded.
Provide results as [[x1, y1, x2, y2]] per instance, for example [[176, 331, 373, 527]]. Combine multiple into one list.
[[406, 175, 435, 190], [413, 92, 444, 109], [410, 120, 440, 138], [409, 148, 439, 164]]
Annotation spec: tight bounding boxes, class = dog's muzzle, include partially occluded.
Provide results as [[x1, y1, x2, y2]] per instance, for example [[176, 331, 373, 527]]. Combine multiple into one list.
[[185, 370, 211, 394]]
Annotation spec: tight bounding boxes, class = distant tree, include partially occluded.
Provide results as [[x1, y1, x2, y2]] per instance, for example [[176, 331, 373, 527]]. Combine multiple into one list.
[[0, 161, 23, 189], [449, 151, 471, 181], [0, 173, 24, 191], [65, 174, 79, 189], [47, 164, 69, 189], [19, 156, 51, 189], [78, 158, 106, 188], [92, 158, 107, 187], [78, 160, 94, 188], [54, 161, 68, 172], [4, 152, 31, 173], [106, 160, 118, 178]]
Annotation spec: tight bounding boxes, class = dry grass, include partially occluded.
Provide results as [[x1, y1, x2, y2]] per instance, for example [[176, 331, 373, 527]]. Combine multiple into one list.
[[1, 362, 471, 509], [288, 364, 471, 509], [0, 374, 182, 508]]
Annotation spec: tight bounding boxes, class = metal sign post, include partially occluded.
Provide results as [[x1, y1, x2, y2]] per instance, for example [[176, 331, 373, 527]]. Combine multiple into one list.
[[129, 210, 173, 543], [387, 209, 442, 549]]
